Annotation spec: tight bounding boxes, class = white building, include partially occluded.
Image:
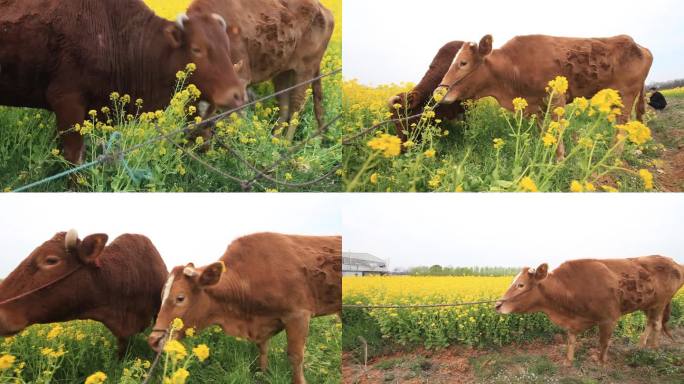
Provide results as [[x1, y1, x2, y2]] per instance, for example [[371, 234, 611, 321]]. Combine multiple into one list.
[[342, 252, 389, 276]]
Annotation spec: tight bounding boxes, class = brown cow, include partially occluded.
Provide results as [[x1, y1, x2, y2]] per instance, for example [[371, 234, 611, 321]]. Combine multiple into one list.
[[188, 0, 334, 140], [148, 232, 341, 384], [436, 34, 653, 123], [387, 41, 466, 142], [495, 256, 684, 365], [0, 229, 168, 356], [0, 0, 246, 164]]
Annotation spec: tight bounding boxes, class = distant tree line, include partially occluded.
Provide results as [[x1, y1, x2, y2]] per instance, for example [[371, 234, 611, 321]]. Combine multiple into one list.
[[407, 265, 520, 276], [648, 78, 684, 90]]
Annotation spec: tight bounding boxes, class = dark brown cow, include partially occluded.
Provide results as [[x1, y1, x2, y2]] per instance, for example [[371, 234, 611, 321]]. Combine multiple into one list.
[[189, 0, 334, 140], [0, 0, 246, 164], [0, 230, 168, 355], [387, 41, 466, 142], [495, 256, 684, 365], [148, 232, 341, 384], [436, 34, 653, 123]]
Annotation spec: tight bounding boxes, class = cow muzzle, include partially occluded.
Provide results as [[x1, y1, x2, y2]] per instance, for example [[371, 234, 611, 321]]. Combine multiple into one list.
[[0, 309, 26, 337], [147, 330, 168, 352], [214, 86, 247, 110], [435, 86, 457, 104]]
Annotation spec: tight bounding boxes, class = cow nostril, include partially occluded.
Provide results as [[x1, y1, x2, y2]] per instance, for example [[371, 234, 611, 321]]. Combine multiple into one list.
[[495, 301, 503, 310]]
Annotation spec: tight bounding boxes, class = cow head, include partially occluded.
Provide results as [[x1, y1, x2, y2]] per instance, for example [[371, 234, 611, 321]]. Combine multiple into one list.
[[148, 261, 225, 352], [164, 13, 247, 109], [0, 230, 108, 336], [435, 35, 493, 104], [495, 264, 548, 314]]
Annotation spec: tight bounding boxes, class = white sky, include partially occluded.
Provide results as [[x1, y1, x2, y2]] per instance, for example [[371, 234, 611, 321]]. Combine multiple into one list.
[[343, 0, 683, 85], [342, 194, 684, 270], [0, 194, 342, 277]]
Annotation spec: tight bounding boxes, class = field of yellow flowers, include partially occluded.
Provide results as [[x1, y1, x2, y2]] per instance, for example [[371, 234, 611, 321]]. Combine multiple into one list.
[[342, 276, 684, 351], [0, 0, 342, 192], [0, 316, 341, 383], [342, 76, 666, 192]]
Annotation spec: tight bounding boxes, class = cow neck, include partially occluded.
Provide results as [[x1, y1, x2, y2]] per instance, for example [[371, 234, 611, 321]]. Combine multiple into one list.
[[536, 274, 576, 317], [483, 51, 517, 103], [207, 269, 251, 314]]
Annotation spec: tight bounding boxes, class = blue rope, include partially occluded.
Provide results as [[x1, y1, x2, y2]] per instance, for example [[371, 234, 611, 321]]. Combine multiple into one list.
[[12, 132, 122, 192]]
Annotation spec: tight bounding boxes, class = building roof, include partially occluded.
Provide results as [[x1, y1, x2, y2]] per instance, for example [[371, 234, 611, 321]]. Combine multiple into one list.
[[343, 252, 385, 263], [343, 252, 387, 271]]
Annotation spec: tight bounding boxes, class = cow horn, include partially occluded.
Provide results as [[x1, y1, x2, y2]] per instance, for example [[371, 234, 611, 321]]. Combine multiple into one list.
[[176, 13, 189, 29], [183, 266, 198, 277], [211, 13, 227, 30], [65, 229, 78, 249], [528, 268, 536, 274]]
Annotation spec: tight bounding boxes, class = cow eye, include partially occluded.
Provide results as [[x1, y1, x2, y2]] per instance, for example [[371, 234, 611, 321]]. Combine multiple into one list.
[[176, 294, 185, 304], [191, 46, 202, 56], [517, 283, 525, 289], [460, 61, 467, 67], [44, 256, 60, 266]]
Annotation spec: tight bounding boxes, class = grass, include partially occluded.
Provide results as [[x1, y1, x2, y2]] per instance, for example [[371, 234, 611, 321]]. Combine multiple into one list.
[[0, 0, 342, 192], [342, 79, 668, 192], [0, 316, 341, 383]]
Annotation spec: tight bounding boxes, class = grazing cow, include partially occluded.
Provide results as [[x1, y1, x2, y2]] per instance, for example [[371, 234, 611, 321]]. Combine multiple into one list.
[[0, 0, 247, 164], [148, 232, 341, 384], [495, 256, 684, 365], [387, 41, 466, 142], [189, 0, 334, 140], [648, 89, 667, 110], [0, 230, 168, 356], [436, 35, 653, 123]]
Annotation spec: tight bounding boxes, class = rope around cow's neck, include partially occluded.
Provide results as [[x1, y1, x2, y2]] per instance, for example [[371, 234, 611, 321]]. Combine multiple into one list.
[[0, 265, 83, 306]]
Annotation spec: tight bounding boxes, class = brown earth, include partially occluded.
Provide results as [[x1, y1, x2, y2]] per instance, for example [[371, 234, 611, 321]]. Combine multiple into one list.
[[650, 96, 684, 191]]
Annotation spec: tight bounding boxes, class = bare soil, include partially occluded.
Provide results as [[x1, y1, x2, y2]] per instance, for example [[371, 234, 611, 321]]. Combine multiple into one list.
[[650, 96, 684, 191]]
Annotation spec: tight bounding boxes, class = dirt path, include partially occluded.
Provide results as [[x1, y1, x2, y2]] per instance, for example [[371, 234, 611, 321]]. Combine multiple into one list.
[[343, 328, 684, 383], [649, 96, 684, 191]]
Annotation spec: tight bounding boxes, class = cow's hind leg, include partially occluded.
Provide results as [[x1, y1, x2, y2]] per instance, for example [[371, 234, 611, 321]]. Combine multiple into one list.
[[47, 90, 86, 164], [598, 321, 616, 364], [285, 311, 312, 384], [257, 338, 270, 372], [645, 307, 665, 348], [565, 331, 577, 366]]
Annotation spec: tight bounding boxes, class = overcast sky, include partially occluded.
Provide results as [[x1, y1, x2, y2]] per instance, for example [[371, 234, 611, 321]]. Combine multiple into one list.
[[343, 0, 683, 85], [342, 194, 684, 270], [0, 194, 341, 277]]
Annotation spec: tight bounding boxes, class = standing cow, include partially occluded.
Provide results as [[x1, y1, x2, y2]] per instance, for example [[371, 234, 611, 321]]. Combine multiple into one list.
[[188, 0, 334, 140], [436, 34, 653, 123], [0, 0, 246, 164], [387, 41, 466, 142], [148, 232, 341, 384], [495, 256, 684, 365], [0, 230, 168, 356]]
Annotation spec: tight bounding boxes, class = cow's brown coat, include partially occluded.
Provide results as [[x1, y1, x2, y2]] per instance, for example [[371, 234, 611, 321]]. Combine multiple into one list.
[[0, 230, 168, 355], [0, 0, 245, 163], [148, 232, 341, 384], [437, 34, 653, 122], [189, 0, 334, 139], [496, 256, 684, 364], [388, 41, 466, 142]]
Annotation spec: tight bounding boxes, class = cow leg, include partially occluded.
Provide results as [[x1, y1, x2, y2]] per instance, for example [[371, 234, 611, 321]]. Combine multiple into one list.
[[635, 87, 646, 122], [47, 91, 86, 164], [117, 337, 130, 360], [598, 321, 616, 364], [565, 332, 577, 366], [272, 71, 293, 136], [257, 338, 270, 372], [284, 71, 313, 141], [646, 307, 665, 348], [285, 311, 311, 384], [311, 69, 325, 129]]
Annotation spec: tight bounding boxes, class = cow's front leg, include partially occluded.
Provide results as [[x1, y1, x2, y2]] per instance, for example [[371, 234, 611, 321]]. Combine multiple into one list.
[[285, 311, 311, 384], [257, 338, 270, 372], [598, 321, 616, 364], [565, 331, 577, 366], [47, 90, 86, 164], [272, 71, 293, 136]]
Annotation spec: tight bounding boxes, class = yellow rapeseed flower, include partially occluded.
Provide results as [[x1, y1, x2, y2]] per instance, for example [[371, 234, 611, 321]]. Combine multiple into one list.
[[573, 97, 589, 111], [542, 133, 557, 147], [591, 89, 623, 114], [519, 176, 538, 192], [493, 138, 505, 150], [424, 148, 436, 158], [428, 175, 441, 189], [616, 121, 652, 145], [403, 140, 415, 149], [369, 173, 378, 184], [553, 106, 565, 117], [163, 340, 188, 362], [367, 134, 402, 158], [192, 344, 210, 362], [165, 368, 190, 384], [171, 318, 184, 331], [84, 371, 107, 384], [639, 169, 654, 190], [51, 148, 60, 156], [570, 180, 584, 192], [0, 354, 15, 370], [512, 97, 528, 112], [584, 182, 596, 192], [548, 76, 569, 94], [185, 63, 196, 72], [601, 185, 618, 192]]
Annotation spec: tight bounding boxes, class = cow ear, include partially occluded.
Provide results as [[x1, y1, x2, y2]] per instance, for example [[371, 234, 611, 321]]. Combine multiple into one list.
[[164, 24, 184, 49], [478, 35, 493, 57], [233, 59, 244, 73], [534, 263, 548, 281], [78, 234, 108, 266], [199, 262, 224, 286]]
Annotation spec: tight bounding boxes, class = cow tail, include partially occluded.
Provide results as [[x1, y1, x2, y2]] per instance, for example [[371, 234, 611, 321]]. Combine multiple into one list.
[[312, 69, 325, 130], [662, 300, 674, 340]]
